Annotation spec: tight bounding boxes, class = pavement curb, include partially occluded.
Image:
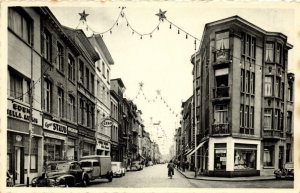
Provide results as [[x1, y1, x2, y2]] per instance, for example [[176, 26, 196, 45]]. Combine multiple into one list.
[[176, 168, 276, 182]]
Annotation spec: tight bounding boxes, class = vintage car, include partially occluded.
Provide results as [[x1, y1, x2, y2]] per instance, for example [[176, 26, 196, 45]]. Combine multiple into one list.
[[274, 162, 294, 180], [111, 162, 126, 177], [31, 161, 90, 187], [130, 161, 143, 171], [79, 155, 113, 182]]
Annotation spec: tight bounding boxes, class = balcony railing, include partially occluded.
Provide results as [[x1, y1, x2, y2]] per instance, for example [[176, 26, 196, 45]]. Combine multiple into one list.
[[212, 123, 230, 135], [213, 86, 230, 98], [263, 130, 284, 138], [213, 49, 231, 65]]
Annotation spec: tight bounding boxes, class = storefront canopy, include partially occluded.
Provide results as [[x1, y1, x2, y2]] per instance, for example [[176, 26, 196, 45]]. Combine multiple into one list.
[[187, 140, 207, 157]]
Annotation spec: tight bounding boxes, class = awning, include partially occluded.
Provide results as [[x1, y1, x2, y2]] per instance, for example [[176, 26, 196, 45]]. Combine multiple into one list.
[[187, 140, 207, 157]]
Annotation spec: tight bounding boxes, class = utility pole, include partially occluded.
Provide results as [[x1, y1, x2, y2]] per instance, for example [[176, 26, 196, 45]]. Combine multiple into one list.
[[194, 51, 197, 177], [27, 41, 34, 187]]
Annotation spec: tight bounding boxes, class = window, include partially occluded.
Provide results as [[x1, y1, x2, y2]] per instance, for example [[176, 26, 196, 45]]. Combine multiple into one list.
[[240, 105, 244, 127], [42, 29, 51, 61], [216, 31, 229, 50], [287, 111, 292, 133], [287, 83, 293, 101], [68, 55, 75, 82], [274, 109, 279, 130], [214, 104, 228, 124], [8, 8, 32, 44], [107, 69, 110, 82], [214, 143, 227, 170], [57, 42, 64, 72], [86, 68, 89, 90], [79, 61, 84, 84], [102, 62, 105, 77], [241, 33, 245, 55], [80, 99, 85, 125], [275, 78, 280, 98], [249, 107, 254, 128], [264, 109, 272, 129], [57, 88, 64, 118], [246, 35, 251, 56], [245, 71, 249, 93], [266, 43, 274, 62], [244, 105, 249, 127], [234, 144, 257, 170], [263, 146, 274, 167], [251, 37, 256, 58], [10, 71, 24, 100], [240, 69, 245, 92], [280, 82, 284, 99], [276, 43, 282, 64], [250, 72, 255, 94], [91, 73, 94, 94], [264, 76, 273, 96], [44, 79, 52, 113], [68, 95, 75, 122], [86, 103, 90, 127]]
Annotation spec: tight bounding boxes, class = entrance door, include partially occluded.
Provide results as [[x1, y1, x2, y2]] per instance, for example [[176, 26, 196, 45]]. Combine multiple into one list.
[[14, 147, 24, 184], [279, 146, 284, 169]]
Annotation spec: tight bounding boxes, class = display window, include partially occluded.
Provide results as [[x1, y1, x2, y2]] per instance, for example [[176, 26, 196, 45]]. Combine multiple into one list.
[[234, 143, 257, 170], [214, 143, 227, 170]]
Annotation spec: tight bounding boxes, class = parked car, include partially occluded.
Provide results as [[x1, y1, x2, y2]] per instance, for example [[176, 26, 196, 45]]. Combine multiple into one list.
[[31, 161, 90, 187], [130, 161, 143, 171], [111, 162, 126, 177], [274, 162, 294, 180], [79, 155, 113, 182]]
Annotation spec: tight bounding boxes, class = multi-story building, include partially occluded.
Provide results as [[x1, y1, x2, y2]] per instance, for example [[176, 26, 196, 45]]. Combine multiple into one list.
[[127, 100, 139, 163], [40, 8, 81, 165], [89, 34, 114, 156], [110, 88, 119, 161], [190, 15, 294, 177], [110, 78, 126, 162], [7, 7, 43, 185], [62, 26, 100, 157]]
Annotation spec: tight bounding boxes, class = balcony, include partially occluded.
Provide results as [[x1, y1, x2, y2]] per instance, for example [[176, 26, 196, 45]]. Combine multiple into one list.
[[213, 49, 231, 67], [263, 130, 284, 139], [212, 123, 230, 136], [212, 86, 230, 102]]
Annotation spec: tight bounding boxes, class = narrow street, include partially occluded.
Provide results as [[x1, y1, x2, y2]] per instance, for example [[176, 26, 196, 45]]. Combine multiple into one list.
[[89, 164, 293, 188]]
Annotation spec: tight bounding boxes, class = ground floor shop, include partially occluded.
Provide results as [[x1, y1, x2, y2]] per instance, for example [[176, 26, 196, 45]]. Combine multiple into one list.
[[96, 138, 111, 156]]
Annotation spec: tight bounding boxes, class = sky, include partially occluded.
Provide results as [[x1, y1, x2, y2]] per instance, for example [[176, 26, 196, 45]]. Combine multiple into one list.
[[50, 3, 298, 155]]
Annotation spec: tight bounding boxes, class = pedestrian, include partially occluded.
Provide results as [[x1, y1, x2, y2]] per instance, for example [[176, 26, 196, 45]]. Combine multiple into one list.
[[167, 160, 175, 179], [6, 170, 14, 187]]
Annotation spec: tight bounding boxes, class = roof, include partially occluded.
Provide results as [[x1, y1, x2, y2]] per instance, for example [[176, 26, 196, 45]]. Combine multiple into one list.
[[111, 78, 126, 89], [62, 26, 100, 63], [89, 34, 114, 65]]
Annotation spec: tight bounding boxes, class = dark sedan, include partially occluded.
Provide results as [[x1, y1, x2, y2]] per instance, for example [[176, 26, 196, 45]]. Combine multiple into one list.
[[274, 162, 294, 180], [32, 161, 90, 187]]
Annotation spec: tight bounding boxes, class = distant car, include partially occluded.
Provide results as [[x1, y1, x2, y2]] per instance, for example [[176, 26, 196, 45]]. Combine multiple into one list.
[[31, 161, 90, 187], [274, 162, 294, 180], [130, 161, 143, 171], [111, 162, 126, 177], [79, 155, 113, 182]]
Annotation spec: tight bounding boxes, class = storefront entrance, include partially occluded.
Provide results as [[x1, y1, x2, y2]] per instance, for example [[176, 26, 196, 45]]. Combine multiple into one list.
[[14, 146, 24, 184]]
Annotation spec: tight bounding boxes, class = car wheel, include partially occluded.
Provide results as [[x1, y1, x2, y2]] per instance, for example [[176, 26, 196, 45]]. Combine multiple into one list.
[[81, 176, 89, 187]]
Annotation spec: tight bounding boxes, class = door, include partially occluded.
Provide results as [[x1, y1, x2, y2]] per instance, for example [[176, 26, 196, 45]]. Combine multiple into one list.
[[14, 147, 22, 184], [279, 146, 284, 169], [92, 161, 100, 177]]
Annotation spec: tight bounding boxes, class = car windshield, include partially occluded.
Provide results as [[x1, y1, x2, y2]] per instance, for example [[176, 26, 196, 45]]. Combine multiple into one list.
[[80, 162, 92, 167], [112, 164, 118, 171], [46, 162, 69, 172]]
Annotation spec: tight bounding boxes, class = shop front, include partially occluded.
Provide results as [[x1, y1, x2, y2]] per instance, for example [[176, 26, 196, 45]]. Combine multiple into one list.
[[43, 118, 67, 162], [78, 127, 96, 157], [67, 126, 78, 161], [207, 137, 261, 177], [96, 139, 111, 156], [7, 100, 43, 185]]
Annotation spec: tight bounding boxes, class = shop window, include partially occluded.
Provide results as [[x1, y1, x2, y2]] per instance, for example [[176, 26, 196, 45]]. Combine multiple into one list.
[[263, 146, 274, 167], [8, 8, 32, 44], [234, 144, 257, 170], [214, 143, 227, 170]]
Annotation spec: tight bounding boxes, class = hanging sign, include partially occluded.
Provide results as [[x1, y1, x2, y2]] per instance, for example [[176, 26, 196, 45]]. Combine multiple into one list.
[[102, 118, 113, 127]]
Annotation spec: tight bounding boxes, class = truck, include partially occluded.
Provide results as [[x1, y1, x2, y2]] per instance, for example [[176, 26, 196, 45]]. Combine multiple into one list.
[[79, 155, 113, 183]]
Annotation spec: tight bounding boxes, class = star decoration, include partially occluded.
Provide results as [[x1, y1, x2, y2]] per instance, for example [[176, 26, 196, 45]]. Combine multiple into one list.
[[79, 10, 89, 22], [155, 9, 167, 21], [139, 82, 144, 88]]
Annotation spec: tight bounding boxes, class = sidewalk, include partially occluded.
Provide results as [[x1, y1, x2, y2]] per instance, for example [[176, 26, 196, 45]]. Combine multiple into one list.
[[176, 168, 275, 181]]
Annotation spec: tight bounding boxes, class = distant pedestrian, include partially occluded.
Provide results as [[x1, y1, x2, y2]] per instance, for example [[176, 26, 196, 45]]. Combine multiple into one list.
[[167, 160, 175, 179]]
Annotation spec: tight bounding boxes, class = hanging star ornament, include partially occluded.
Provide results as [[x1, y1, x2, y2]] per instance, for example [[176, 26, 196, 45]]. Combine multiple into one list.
[[79, 10, 89, 22], [139, 82, 144, 88], [155, 9, 167, 21]]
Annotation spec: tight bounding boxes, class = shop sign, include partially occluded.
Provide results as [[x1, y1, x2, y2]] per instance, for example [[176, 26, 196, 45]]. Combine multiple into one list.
[[68, 127, 78, 137], [96, 140, 110, 150], [216, 149, 226, 154], [7, 101, 42, 125], [44, 131, 66, 141], [78, 127, 95, 138], [102, 119, 112, 127], [43, 119, 67, 135]]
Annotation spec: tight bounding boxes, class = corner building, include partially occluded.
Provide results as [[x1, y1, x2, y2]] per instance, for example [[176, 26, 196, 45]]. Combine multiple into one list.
[[191, 16, 294, 177]]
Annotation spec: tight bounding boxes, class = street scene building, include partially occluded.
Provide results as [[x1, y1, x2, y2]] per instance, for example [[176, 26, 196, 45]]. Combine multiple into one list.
[[5, 5, 295, 189], [175, 15, 294, 177]]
